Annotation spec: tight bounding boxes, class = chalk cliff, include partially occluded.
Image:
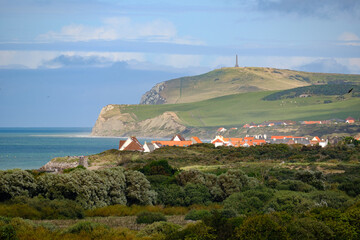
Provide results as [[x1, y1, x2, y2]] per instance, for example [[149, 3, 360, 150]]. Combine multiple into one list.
[[91, 104, 187, 137]]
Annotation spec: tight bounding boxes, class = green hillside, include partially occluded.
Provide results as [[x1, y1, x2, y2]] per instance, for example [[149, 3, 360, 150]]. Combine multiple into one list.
[[117, 90, 360, 127], [144, 67, 360, 104]]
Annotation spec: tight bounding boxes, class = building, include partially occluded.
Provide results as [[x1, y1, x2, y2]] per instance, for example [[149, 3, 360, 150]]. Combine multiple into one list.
[[217, 127, 227, 132], [152, 134, 201, 147], [119, 136, 144, 151], [346, 117, 355, 124], [143, 141, 161, 153]]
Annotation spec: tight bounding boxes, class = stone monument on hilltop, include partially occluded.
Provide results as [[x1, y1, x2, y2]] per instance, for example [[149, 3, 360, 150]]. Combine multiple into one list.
[[235, 55, 239, 67]]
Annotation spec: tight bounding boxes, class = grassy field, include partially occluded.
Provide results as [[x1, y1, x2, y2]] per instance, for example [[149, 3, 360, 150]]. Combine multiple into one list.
[[154, 67, 360, 104], [119, 90, 360, 127]]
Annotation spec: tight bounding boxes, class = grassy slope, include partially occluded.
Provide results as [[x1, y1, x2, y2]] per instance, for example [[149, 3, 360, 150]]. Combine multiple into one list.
[[158, 67, 360, 104], [118, 91, 360, 127]]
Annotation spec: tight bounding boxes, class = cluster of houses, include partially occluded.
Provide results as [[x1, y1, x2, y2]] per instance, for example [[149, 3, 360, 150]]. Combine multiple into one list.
[[240, 117, 357, 129], [211, 135, 328, 148], [118, 133, 331, 153], [118, 134, 203, 153]]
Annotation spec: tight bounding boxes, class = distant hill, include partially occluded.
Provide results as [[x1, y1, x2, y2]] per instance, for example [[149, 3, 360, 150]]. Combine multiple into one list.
[[92, 89, 360, 137], [140, 67, 360, 105]]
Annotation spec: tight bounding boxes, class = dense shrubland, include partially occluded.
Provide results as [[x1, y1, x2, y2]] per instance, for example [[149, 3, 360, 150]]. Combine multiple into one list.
[[1, 142, 360, 239]]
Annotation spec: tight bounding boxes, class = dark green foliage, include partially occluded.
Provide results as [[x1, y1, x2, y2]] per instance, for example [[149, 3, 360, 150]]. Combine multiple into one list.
[[287, 218, 334, 240], [62, 165, 86, 173], [137, 221, 181, 238], [295, 170, 325, 190], [185, 210, 211, 220], [224, 188, 274, 215], [275, 180, 316, 192], [0, 224, 17, 240], [201, 210, 238, 240], [263, 84, 360, 101], [154, 184, 186, 206], [235, 213, 290, 240], [310, 191, 353, 209], [184, 183, 212, 206], [136, 211, 166, 224], [140, 160, 178, 176], [1, 196, 84, 219], [65, 221, 108, 233], [265, 191, 314, 214], [0, 169, 37, 201], [124, 170, 157, 205]]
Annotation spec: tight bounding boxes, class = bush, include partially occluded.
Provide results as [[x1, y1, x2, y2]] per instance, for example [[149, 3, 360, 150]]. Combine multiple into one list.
[[235, 214, 289, 240], [137, 221, 180, 237], [296, 170, 325, 190], [140, 160, 177, 176], [287, 217, 334, 240], [224, 188, 274, 215], [185, 209, 211, 220], [125, 170, 157, 205], [136, 211, 166, 224], [275, 180, 316, 192], [265, 191, 314, 214], [65, 221, 109, 234], [184, 183, 212, 206], [0, 169, 37, 201]]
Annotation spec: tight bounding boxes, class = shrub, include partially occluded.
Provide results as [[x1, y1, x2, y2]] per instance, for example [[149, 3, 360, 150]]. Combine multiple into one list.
[[224, 188, 274, 215], [296, 170, 325, 190], [137, 221, 180, 237], [275, 180, 316, 192], [265, 191, 314, 214], [287, 218, 334, 240], [310, 190, 353, 209], [185, 209, 211, 220], [0, 169, 37, 201], [136, 211, 166, 224], [65, 221, 109, 234], [184, 183, 212, 206], [125, 170, 157, 205], [140, 160, 177, 176], [235, 214, 289, 240]]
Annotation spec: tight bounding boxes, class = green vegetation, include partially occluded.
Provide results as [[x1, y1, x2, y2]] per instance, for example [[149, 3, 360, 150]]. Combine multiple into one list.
[[263, 84, 360, 101], [136, 211, 166, 224], [149, 67, 360, 104], [118, 89, 360, 128], [1, 141, 360, 239]]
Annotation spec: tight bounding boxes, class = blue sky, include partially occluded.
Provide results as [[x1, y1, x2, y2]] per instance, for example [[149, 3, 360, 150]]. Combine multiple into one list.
[[0, 0, 359, 127]]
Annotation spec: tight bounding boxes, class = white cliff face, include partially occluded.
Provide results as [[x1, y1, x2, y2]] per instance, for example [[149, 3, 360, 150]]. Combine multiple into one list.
[[140, 82, 167, 104], [91, 104, 187, 137]]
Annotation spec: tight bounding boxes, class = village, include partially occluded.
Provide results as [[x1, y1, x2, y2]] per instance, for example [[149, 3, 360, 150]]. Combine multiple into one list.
[[118, 116, 359, 152]]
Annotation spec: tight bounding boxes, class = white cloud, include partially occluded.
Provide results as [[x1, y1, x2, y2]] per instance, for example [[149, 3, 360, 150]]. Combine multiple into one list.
[[38, 17, 204, 45], [338, 32, 360, 46], [0, 51, 145, 69], [0, 51, 59, 69]]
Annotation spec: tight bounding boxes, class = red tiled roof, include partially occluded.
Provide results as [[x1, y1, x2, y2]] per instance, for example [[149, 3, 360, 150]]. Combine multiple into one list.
[[119, 140, 126, 149], [152, 140, 193, 147], [191, 136, 202, 143], [346, 117, 355, 121], [123, 140, 144, 151]]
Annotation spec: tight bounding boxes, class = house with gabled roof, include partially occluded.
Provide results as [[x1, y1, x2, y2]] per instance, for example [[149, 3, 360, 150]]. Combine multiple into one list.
[[191, 136, 202, 144], [346, 117, 355, 124], [152, 134, 201, 148], [119, 136, 144, 152], [171, 134, 186, 141], [143, 141, 162, 153], [217, 127, 227, 132]]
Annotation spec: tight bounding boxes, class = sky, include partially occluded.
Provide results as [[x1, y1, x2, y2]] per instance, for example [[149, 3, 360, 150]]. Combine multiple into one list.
[[0, 0, 359, 127]]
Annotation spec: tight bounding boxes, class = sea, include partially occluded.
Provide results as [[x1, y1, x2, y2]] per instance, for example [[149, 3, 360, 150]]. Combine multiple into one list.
[[0, 128, 135, 170]]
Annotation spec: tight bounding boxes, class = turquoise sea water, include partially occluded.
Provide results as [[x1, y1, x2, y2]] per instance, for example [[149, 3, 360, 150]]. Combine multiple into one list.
[[0, 128, 127, 170]]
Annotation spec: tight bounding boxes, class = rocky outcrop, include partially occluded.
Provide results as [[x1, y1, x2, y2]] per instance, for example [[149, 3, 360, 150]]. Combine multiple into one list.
[[91, 104, 187, 137], [140, 82, 167, 104], [39, 156, 80, 172]]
